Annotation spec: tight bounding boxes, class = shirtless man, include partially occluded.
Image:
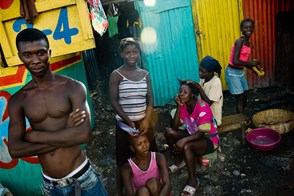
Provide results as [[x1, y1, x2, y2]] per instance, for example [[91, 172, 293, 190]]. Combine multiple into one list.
[[8, 28, 107, 195]]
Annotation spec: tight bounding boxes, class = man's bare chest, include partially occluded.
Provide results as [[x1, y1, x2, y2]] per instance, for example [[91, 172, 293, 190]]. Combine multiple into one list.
[[23, 88, 71, 123]]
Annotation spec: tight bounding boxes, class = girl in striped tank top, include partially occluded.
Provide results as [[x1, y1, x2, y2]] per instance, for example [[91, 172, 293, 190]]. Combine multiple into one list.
[[109, 37, 157, 195]]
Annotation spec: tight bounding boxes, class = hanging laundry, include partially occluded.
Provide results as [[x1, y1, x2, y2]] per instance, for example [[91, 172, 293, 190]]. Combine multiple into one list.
[[20, 0, 38, 24], [107, 16, 119, 38], [107, 3, 119, 16], [87, 0, 108, 37], [106, 3, 119, 38]]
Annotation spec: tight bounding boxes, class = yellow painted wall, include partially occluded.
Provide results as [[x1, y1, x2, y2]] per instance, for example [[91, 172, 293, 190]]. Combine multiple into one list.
[[0, 0, 95, 66], [191, 0, 243, 90]]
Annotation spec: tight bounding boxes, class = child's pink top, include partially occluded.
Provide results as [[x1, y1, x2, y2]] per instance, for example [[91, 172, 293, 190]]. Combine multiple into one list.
[[229, 44, 251, 69], [179, 100, 219, 146], [128, 152, 161, 192]]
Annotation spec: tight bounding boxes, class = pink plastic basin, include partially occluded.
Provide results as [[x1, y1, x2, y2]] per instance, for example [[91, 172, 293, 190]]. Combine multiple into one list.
[[246, 128, 281, 151]]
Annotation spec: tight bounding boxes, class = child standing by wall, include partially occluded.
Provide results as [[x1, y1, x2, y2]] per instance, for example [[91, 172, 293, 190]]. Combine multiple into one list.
[[109, 37, 157, 195], [182, 55, 223, 126], [225, 18, 262, 123], [121, 134, 171, 196], [165, 81, 219, 195]]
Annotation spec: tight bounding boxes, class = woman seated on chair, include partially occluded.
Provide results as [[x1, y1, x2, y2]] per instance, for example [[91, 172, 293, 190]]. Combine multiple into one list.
[[165, 80, 219, 196]]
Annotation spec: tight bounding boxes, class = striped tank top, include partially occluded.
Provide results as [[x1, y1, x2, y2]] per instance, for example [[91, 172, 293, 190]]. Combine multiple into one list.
[[115, 70, 148, 121]]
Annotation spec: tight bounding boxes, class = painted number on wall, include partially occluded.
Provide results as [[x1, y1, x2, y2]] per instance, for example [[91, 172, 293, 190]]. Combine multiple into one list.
[[12, 7, 79, 44]]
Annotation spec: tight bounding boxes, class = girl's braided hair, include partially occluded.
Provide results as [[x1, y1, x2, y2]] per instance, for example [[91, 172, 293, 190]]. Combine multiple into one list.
[[178, 80, 199, 97], [118, 37, 141, 53]]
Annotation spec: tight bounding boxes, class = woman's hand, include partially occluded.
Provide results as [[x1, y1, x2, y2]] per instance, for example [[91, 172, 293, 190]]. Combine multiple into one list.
[[252, 66, 265, 76], [139, 118, 150, 135], [127, 121, 135, 129], [251, 59, 261, 67], [173, 138, 186, 154], [174, 94, 183, 106], [183, 80, 201, 91], [125, 120, 139, 136], [189, 80, 201, 90]]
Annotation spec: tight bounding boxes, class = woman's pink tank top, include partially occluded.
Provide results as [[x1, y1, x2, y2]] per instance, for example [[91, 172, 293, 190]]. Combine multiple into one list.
[[128, 152, 161, 191], [229, 44, 251, 69]]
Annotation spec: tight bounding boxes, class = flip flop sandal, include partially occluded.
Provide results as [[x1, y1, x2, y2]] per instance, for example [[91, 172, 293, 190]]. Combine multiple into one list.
[[169, 161, 186, 173], [181, 177, 201, 196], [182, 185, 196, 196]]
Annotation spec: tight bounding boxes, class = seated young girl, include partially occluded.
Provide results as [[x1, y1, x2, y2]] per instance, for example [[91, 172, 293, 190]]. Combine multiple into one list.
[[165, 80, 219, 196], [121, 134, 171, 196]]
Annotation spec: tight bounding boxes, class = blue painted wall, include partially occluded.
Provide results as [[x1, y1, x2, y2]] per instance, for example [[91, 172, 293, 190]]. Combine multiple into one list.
[[135, 0, 199, 106]]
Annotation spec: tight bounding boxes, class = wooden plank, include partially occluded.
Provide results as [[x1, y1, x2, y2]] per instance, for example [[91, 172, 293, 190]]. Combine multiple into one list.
[[0, 0, 76, 21], [218, 113, 247, 144], [102, 0, 129, 5], [218, 113, 247, 133]]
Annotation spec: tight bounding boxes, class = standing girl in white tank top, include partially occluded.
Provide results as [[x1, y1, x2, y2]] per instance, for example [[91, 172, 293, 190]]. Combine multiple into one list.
[[109, 37, 158, 195]]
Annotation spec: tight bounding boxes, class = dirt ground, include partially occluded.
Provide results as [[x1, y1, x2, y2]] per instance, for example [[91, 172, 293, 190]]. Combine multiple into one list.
[[86, 85, 294, 196]]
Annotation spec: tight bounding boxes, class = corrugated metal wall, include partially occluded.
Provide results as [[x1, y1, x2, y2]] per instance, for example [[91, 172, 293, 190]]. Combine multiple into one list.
[[191, 0, 243, 90], [131, 0, 294, 103], [191, 0, 294, 90], [82, 49, 101, 91], [242, 0, 294, 88], [135, 0, 199, 106]]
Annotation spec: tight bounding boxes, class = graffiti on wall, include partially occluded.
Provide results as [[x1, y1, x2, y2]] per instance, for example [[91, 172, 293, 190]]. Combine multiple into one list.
[[0, 0, 14, 10], [0, 90, 39, 169]]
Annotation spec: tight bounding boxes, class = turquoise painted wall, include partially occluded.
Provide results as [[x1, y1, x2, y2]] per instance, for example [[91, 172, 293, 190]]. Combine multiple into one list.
[[135, 0, 199, 106]]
